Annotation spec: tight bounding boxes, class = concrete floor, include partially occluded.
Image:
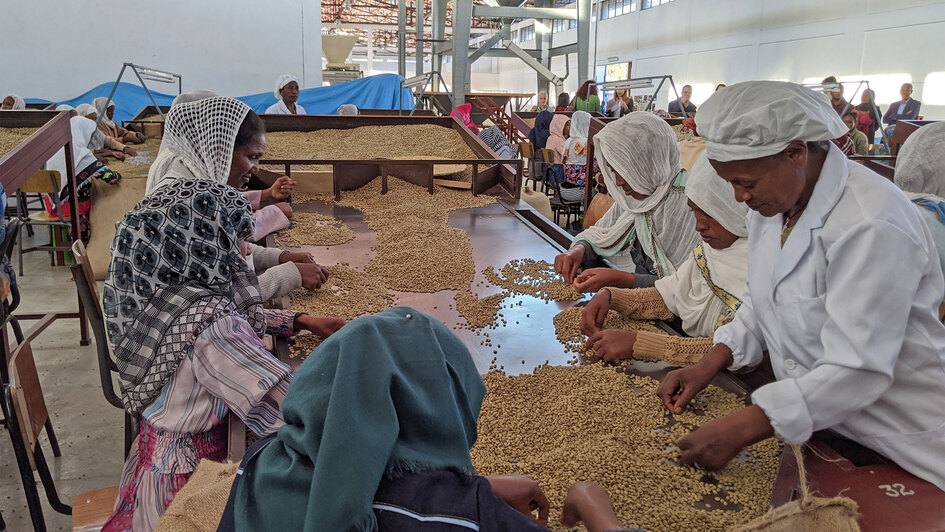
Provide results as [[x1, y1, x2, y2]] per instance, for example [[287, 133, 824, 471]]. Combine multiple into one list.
[[1, 232, 124, 531]]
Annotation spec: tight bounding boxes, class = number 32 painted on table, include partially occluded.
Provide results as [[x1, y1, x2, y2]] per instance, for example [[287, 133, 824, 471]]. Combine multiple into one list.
[[878, 483, 915, 497]]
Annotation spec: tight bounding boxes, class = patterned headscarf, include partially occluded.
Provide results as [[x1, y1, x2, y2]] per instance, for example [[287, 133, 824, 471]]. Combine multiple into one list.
[[478, 127, 512, 153], [103, 178, 264, 413]]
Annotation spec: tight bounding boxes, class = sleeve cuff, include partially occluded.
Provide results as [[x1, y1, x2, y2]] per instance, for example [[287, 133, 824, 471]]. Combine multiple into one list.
[[242, 190, 263, 210], [751, 379, 814, 444], [714, 321, 761, 371], [249, 243, 286, 270], [632, 330, 669, 360], [607, 287, 637, 315]]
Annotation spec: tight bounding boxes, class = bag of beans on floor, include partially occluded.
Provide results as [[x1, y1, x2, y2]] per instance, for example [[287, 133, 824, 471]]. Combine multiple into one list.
[[154, 461, 238, 532], [521, 184, 554, 221], [728, 446, 860, 532]]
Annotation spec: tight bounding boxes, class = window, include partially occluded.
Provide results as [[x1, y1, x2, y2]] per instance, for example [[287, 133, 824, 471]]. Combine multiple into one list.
[[641, 0, 672, 9], [518, 25, 535, 42], [600, 0, 636, 20], [552, 19, 567, 33]]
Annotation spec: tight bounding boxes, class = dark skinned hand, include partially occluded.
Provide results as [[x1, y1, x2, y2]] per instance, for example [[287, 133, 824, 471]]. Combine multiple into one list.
[[677, 406, 774, 470], [279, 252, 322, 267], [656, 363, 716, 414], [586, 330, 637, 362], [268, 176, 295, 201], [485, 475, 550, 527], [580, 290, 612, 335], [553, 246, 585, 285], [560, 481, 624, 532], [572, 268, 634, 293], [295, 262, 329, 290], [294, 315, 346, 339]]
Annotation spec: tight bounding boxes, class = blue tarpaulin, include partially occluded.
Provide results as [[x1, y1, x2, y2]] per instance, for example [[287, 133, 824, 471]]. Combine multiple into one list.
[[21, 73, 414, 125]]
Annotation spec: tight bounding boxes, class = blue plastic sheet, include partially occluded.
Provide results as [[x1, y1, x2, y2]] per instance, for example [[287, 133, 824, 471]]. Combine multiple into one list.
[[24, 73, 414, 125], [240, 73, 415, 114]]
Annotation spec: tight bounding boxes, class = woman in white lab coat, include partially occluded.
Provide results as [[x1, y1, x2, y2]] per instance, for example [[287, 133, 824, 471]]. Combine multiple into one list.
[[657, 81, 945, 492], [265, 74, 306, 115]]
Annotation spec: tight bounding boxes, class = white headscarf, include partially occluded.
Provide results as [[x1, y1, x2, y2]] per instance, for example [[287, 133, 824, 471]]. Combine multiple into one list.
[[695, 81, 849, 162], [76, 103, 97, 118], [894, 122, 945, 197], [56, 104, 74, 112], [145, 96, 251, 193], [274, 74, 300, 100], [564, 110, 591, 166], [146, 90, 223, 194], [685, 153, 748, 238], [92, 97, 116, 128], [574, 111, 699, 276], [337, 104, 359, 116], [3, 94, 25, 110], [655, 153, 749, 337]]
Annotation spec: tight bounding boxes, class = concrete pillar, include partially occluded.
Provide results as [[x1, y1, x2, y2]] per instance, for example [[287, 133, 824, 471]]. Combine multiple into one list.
[[367, 29, 374, 76], [451, 0, 472, 104], [416, 0, 425, 76]]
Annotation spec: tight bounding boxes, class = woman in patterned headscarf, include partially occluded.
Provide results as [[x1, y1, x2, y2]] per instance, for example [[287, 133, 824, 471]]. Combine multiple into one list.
[[101, 98, 344, 532]]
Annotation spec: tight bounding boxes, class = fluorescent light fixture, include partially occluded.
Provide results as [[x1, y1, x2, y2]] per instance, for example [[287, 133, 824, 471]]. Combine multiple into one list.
[[403, 73, 430, 89], [600, 80, 654, 90], [139, 68, 175, 83], [483, 0, 500, 6], [607, 56, 620, 62], [535, 21, 550, 33]]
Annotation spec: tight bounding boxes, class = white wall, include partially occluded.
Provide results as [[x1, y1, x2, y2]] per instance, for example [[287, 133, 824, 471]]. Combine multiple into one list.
[[470, 0, 945, 119], [0, 0, 322, 101]]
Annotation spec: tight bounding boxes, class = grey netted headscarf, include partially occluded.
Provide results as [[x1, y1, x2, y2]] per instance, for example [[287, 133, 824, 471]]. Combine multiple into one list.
[[894, 122, 945, 197]]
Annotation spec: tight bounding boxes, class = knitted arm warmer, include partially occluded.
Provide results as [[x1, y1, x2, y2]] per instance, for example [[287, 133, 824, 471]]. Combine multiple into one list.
[[256, 262, 303, 301], [606, 287, 675, 321], [633, 332, 713, 367]]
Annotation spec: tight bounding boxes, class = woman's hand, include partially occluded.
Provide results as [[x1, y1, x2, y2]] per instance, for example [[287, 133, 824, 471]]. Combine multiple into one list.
[[560, 482, 624, 532], [268, 176, 295, 201], [580, 290, 612, 335], [484, 475, 549, 527], [110, 150, 126, 161], [554, 246, 585, 285], [572, 268, 634, 293], [677, 406, 775, 470], [280, 252, 319, 266], [294, 315, 346, 339], [657, 344, 733, 414], [275, 202, 293, 220], [586, 330, 637, 362], [122, 146, 137, 156], [295, 262, 329, 290]]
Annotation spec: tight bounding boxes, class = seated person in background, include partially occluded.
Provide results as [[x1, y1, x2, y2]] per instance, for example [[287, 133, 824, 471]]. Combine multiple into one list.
[[822, 76, 850, 115], [883, 82, 921, 128], [531, 91, 551, 112], [45, 106, 122, 244], [337, 103, 359, 115], [667, 85, 696, 116], [479, 127, 517, 160], [92, 97, 146, 144], [545, 114, 571, 164], [265, 74, 306, 115], [556, 92, 571, 112], [75, 103, 136, 161], [714, 83, 726, 92], [573, 80, 602, 113], [841, 111, 869, 155], [100, 177, 344, 532], [606, 89, 633, 118], [581, 153, 748, 367], [222, 308, 552, 531], [554, 112, 699, 292], [528, 110, 554, 149], [451, 103, 480, 134], [855, 88, 882, 143], [560, 110, 594, 203], [893, 122, 945, 284], [1, 94, 25, 110]]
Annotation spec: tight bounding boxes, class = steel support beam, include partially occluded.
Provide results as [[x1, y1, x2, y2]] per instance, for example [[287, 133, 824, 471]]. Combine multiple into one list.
[[472, 5, 577, 19], [397, 0, 407, 76], [415, 0, 425, 75], [431, 0, 447, 91], [536, 0, 553, 100], [367, 29, 375, 75], [468, 27, 507, 63], [550, 43, 579, 57], [576, 0, 592, 84], [451, 0, 473, 102]]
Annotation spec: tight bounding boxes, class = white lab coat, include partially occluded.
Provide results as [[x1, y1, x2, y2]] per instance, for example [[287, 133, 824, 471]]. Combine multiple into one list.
[[264, 100, 306, 115], [714, 145, 945, 491]]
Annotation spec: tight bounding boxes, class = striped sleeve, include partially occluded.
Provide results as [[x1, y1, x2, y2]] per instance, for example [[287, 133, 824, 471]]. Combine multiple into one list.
[[192, 315, 293, 436]]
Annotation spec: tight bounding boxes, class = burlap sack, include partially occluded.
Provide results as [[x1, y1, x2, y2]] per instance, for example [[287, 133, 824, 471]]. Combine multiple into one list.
[[583, 192, 615, 230], [87, 177, 148, 279], [729, 446, 860, 532], [154, 460, 238, 532], [521, 185, 554, 222], [678, 137, 707, 172]]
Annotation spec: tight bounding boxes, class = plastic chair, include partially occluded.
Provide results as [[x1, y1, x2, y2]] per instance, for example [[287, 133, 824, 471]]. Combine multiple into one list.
[[69, 241, 137, 458], [3, 340, 118, 532], [15, 171, 72, 275], [545, 164, 584, 229]]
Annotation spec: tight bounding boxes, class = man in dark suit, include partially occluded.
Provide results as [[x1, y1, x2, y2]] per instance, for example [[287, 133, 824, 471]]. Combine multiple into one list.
[[883, 83, 921, 126], [667, 85, 696, 116]]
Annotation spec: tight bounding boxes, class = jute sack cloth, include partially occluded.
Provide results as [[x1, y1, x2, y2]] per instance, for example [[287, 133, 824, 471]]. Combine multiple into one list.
[[154, 460, 238, 532]]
